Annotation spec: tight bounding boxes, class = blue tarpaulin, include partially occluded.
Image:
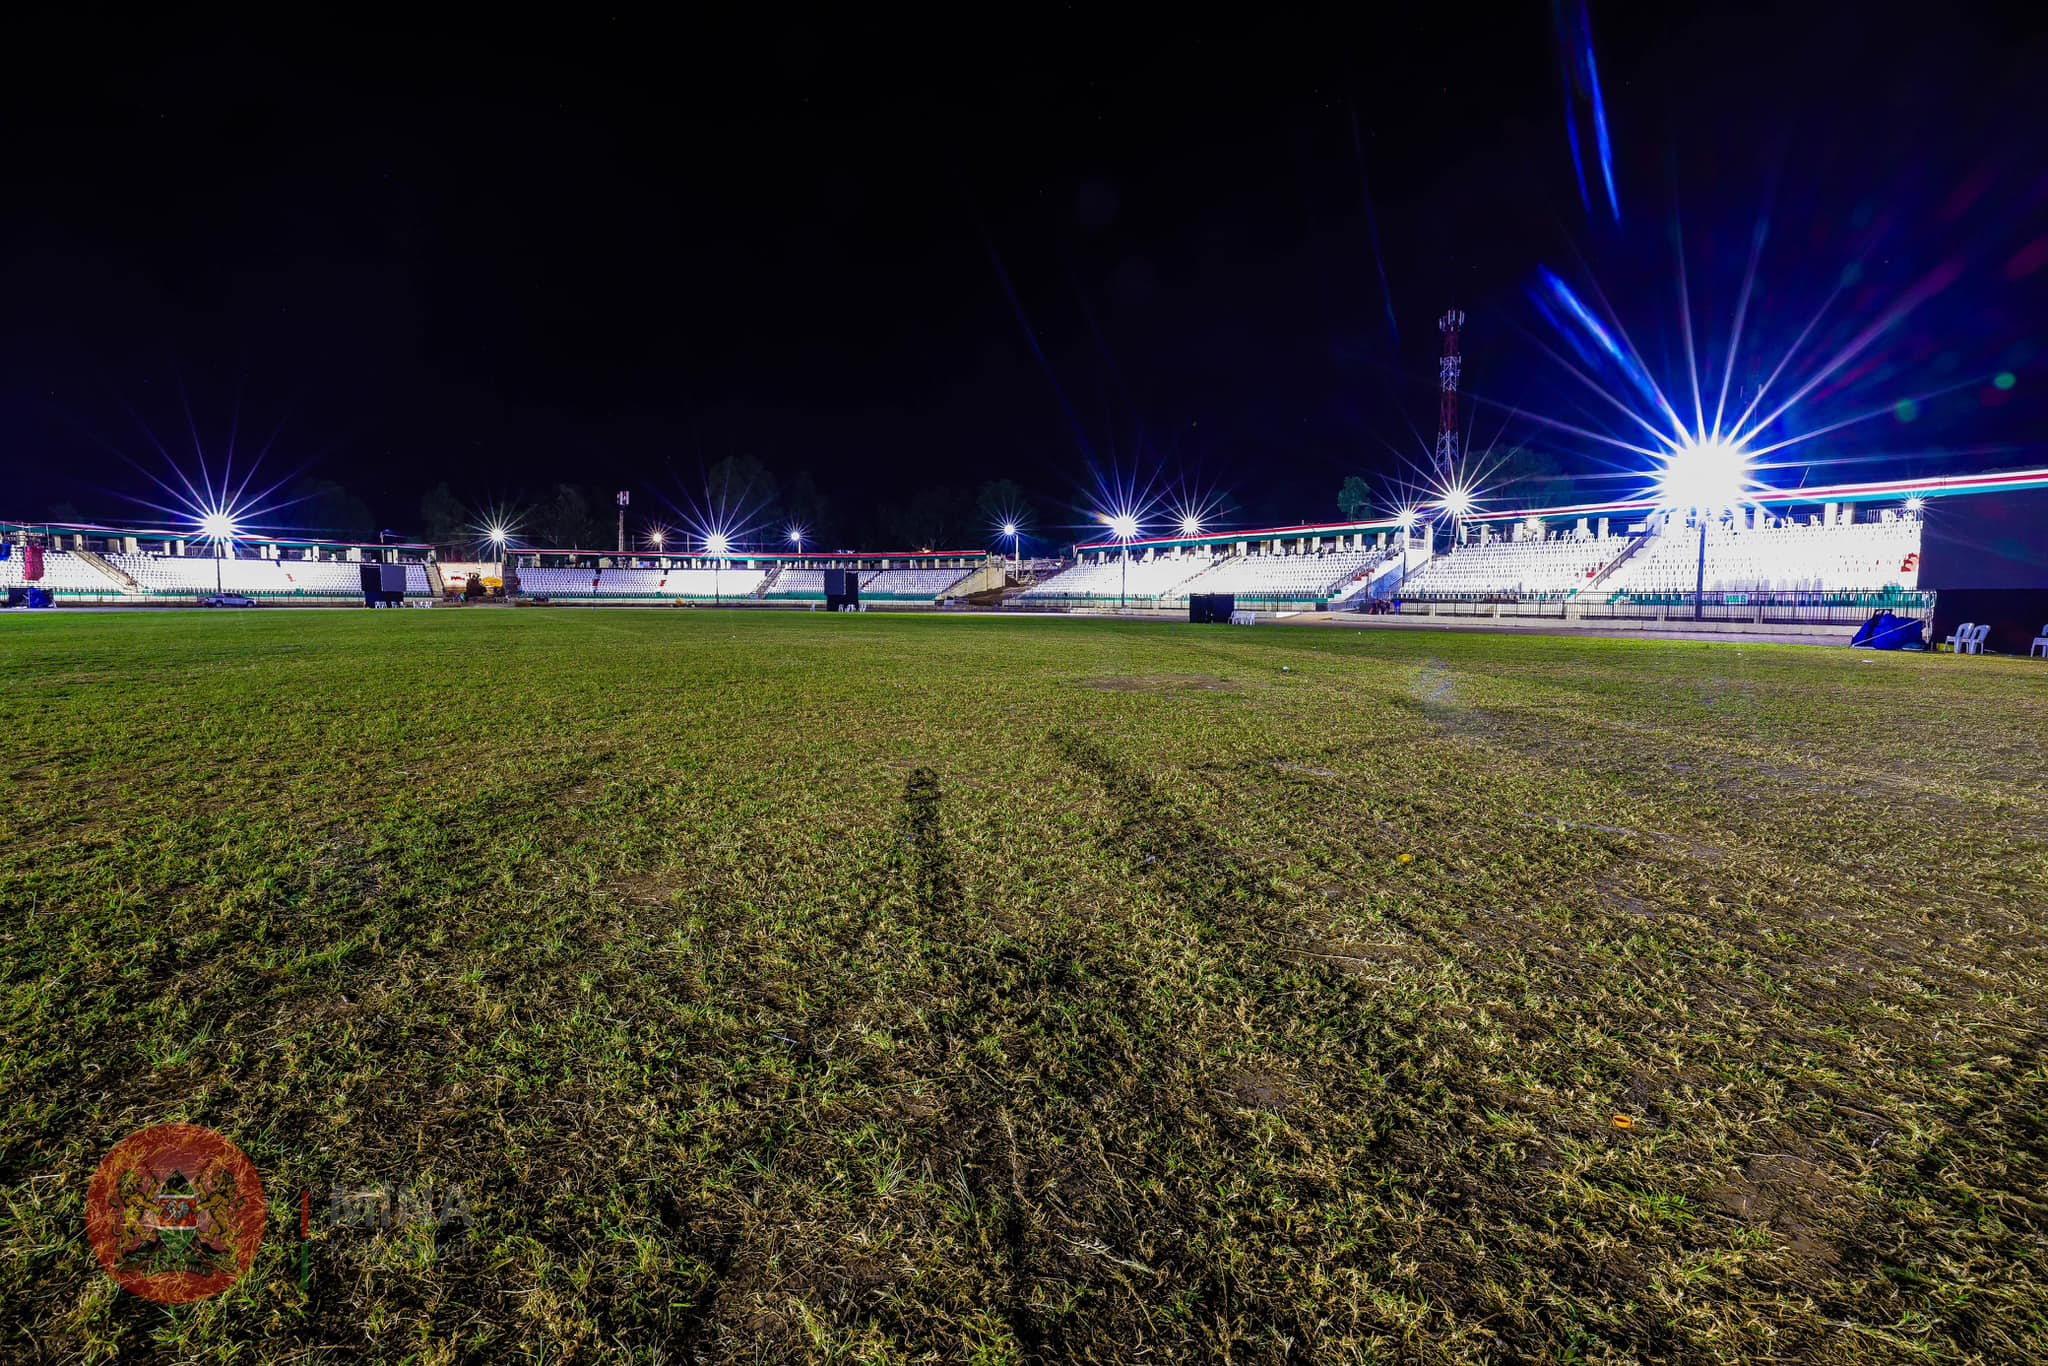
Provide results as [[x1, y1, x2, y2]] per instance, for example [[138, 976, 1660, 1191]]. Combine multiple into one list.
[[1851, 611, 1925, 650]]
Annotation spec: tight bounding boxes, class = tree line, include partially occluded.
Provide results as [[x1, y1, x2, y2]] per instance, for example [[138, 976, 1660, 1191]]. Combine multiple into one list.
[[418, 458, 1042, 555]]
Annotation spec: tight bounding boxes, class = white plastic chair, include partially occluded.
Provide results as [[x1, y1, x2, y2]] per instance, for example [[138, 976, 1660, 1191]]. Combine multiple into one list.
[[2030, 625, 2048, 658], [1944, 622, 1976, 654]]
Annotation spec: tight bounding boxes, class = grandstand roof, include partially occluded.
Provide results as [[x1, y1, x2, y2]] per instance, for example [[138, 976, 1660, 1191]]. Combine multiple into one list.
[[1, 518, 432, 551], [507, 547, 990, 560], [1072, 466, 2048, 553]]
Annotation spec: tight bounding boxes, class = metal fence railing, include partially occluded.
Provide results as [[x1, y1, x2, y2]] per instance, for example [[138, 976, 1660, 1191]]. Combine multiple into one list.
[[1393, 589, 1934, 627]]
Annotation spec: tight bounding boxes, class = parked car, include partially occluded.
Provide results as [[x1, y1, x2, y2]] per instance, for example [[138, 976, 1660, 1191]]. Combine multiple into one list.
[[201, 593, 257, 608]]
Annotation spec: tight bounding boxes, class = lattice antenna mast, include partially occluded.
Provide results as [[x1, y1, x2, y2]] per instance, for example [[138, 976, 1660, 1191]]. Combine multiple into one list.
[[1435, 309, 1465, 478]]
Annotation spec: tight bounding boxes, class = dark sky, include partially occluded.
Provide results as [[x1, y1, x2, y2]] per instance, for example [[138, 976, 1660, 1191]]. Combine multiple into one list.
[[4, 5, 2043, 547]]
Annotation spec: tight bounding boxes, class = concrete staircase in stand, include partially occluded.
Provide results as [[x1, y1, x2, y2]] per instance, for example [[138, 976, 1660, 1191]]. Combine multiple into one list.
[[1584, 529, 1656, 592], [70, 548, 143, 597]]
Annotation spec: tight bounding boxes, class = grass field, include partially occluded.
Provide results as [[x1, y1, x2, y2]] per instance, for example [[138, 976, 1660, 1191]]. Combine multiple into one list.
[[2, 609, 2044, 1364]]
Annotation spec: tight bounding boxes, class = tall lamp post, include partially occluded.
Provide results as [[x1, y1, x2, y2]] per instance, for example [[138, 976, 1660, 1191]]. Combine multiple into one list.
[[1692, 512, 1709, 622], [199, 511, 236, 596], [1395, 508, 1420, 596], [707, 531, 730, 605], [1654, 439, 1754, 623], [1107, 512, 1141, 610], [1002, 521, 1019, 576]]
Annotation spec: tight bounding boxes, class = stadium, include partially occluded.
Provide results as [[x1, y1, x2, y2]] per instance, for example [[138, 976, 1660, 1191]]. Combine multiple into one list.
[[5, 7, 2048, 1365], [7, 453, 2048, 1363], [8, 462, 2046, 653]]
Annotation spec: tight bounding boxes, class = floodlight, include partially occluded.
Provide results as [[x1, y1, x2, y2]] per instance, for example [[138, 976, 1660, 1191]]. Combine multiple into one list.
[[1001, 521, 1017, 537], [1437, 485, 1475, 518], [1179, 514, 1202, 537], [1904, 496, 1925, 514], [706, 532, 731, 557], [488, 525, 508, 545], [1395, 507, 1419, 530], [649, 529, 665, 548], [1656, 439, 1754, 514], [199, 511, 238, 541], [1108, 512, 1141, 541]]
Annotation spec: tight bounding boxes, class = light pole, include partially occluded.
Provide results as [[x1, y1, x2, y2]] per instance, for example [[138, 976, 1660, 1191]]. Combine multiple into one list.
[[1693, 512, 1708, 621], [707, 532, 730, 605], [1654, 439, 1753, 624], [1394, 508, 1420, 596], [199, 511, 235, 597], [1107, 512, 1141, 610], [1002, 521, 1019, 576]]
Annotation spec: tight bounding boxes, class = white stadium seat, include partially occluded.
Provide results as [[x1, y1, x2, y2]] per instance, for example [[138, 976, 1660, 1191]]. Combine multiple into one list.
[[1600, 514, 1922, 595], [1021, 546, 1398, 606], [1402, 533, 1625, 597], [0, 550, 127, 597], [515, 566, 766, 599], [108, 552, 421, 598], [1019, 551, 1215, 603]]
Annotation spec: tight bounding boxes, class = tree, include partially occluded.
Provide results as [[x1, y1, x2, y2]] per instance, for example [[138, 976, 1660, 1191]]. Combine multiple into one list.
[[973, 479, 1032, 544], [883, 487, 972, 550], [701, 455, 780, 542], [419, 482, 468, 546], [535, 483, 600, 549], [1337, 475, 1374, 522], [1495, 447, 1574, 509], [784, 469, 833, 547], [290, 478, 377, 541]]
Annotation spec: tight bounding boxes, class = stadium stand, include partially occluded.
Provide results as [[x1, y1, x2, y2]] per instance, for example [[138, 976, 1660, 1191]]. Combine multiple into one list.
[[0, 549, 127, 598], [764, 568, 826, 598], [1401, 533, 1628, 598], [109, 552, 402, 599], [860, 567, 975, 599], [1172, 547, 1394, 604], [1600, 513, 1921, 595], [1018, 552, 1213, 603], [516, 566, 767, 599]]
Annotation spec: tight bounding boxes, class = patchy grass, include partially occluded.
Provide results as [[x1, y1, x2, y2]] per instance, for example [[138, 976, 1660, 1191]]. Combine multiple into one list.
[[1, 609, 2044, 1363]]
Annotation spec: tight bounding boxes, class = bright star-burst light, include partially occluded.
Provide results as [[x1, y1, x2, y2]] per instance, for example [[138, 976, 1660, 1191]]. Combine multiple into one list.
[[705, 531, 731, 558], [1904, 496, 1926, 514], [1435, 483, 1477, 519], [787, 526, 806, 552], [1000, 521, 1017, 537], [1514, 207, 1981, 513], [467, 500, 526, 556], [1104, 511, 1142, 542], [1178, 514, 1203, 537], [111, 393, 306, 546], [1655, 438, 1757, 514]]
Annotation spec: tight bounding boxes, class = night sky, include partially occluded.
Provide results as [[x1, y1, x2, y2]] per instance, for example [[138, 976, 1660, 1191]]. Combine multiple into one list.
[[4, 6, 2043, 549]]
